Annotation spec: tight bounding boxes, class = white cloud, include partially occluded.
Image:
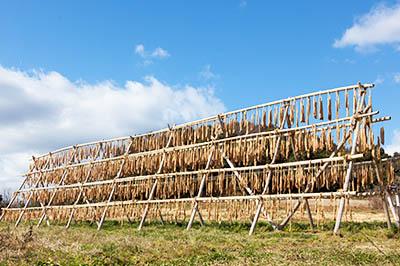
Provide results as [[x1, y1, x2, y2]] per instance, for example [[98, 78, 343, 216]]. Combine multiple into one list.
[[199, 65, 219, 81], [385, 129, 400, 155], [0, 66, 225, 191], [394, 73, 400, 83], [151, 47, 170, 58], [134, 44, 170, 62], [374, 76, 384, 85], [334, 3, 400, 52], [135, 44, 145, 57]]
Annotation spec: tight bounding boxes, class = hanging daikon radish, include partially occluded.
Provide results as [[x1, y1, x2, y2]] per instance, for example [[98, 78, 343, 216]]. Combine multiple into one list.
[[380, 127, 385, 145], [268, 108, 272, 128], [352, 88, 357, 114], [313, 96, 318, 119], [262, 109, 267, 129], [327, 93, 332, 120], [300, 99, 305, 123], [273, 107, 278, 128], [306, 97, 311, 124], [319, 95, 324, 120], [335, 91, 340, 119]]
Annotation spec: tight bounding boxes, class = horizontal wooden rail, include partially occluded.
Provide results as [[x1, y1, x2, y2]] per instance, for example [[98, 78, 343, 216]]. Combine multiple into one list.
[[24, 111, 382, 177], [18, 154, 364, 193], [34, 83, 374, 159], [5, 191, 377, 212]]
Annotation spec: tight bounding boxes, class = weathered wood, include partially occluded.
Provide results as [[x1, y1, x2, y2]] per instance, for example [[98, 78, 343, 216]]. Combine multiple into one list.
[[138, 129, 174, 230], [19, 154, 364, 194], [34, 83, 374, 160], [66, 143, 103, 228], [382, 195, 392, 229], [249, 104, 289, 235], [333, 85, 367, 234], [304, 199, 315, 229], [24, 111, 380, 177], [97, 139, 134, 230], [187, 147, 215, 230], [7, 191, 369, 211], [14, 156, 53, 227], [386, 192, 400, 228]]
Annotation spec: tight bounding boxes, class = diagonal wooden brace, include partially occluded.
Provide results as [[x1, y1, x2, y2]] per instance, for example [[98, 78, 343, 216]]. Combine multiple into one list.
[[138, 128, 174, 230], [97, 139, 134, 230], [187, 146, 215, 230]]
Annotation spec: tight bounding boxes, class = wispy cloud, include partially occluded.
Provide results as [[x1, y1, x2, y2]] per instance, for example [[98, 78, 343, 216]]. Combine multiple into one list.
[[239, 0, 247, 8], [374, 76, 384, 85], [333, 3, 400, 52], [199, 65, 219, 81], [134, 44, 170, 65], [135, 44, 146, 57], [0, 66, 225, 191], [151, 47, 170, 58], [385, 129, 400, 155], [394, 73, 400, 83]]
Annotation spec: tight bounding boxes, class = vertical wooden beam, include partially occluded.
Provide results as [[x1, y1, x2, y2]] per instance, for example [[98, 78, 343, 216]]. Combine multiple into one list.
[[37, 146, 78, 227], [278, 95, 371, 231], [304, 199, 315, 230], [97, 139, 134, 230], [386, 192, 400, 228], [333, 85, 366, 234], [249, 103, 289, 235], [14, 155, 53, 227], [138, 129, 174, 230], [65, 143, 103, 228], [187, 147, 215, 230], [382, 194, 392, 229]]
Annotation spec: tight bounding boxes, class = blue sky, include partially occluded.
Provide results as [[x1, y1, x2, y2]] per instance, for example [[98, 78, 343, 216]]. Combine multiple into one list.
[[0, 1, 400, 190]]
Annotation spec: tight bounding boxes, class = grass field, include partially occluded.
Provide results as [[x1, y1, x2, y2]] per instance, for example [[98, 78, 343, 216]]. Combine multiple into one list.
[[1, 220, 399, 265]]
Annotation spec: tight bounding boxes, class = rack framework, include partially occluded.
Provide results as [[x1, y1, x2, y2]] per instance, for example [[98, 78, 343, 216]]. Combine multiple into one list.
[[1, 82, 399, 235]]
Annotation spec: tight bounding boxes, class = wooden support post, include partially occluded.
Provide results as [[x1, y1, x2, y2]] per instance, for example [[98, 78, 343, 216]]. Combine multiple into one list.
[[333, 85, 366, 234], [279, 96, 370, 231], [249, 104, 289, 235], [386, 192, 400, 228], [65, 143, 103, 228], [37, 147, 78, 227], [382, 194, 392, 229], [0, 175, 30, 222], [15, 155, 53, 227], [138, 129, 174, 230], [187, 147, 215, 230], [304, 199, 315, 230], [97, 139, 134, 230]]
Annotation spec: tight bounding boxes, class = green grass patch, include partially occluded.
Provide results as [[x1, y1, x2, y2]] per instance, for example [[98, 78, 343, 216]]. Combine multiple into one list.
[[0, 221, 399, 265]]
